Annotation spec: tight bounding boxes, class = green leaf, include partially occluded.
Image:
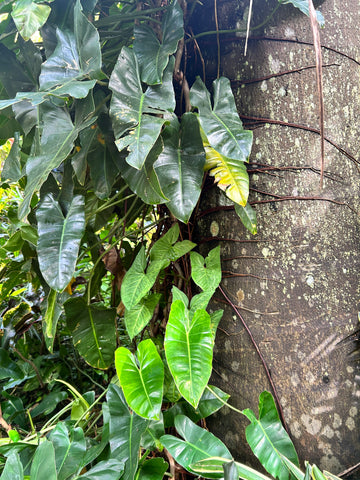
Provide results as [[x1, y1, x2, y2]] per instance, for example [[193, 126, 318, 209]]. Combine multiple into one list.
[[154, 113, 205, 223], [235, 203, 257, 235], [242, 391, 299, 480], [65, 297, 117, 369], [76, 459, 124, 480], [30, 391, 68, 418], [121, 247, 159, 311], [0, 452, 23, 480], [190, 246, 222, 293], [322, 472, 342, 480], [164, 300, 213, 407], [224, 461, 239, 480], [311, 466, 328, 480], [115, 339, 164, 420], [141, 417, 165, 450], [125, 293, 161, 340], [134, 0, 183, 84], [164, 385, 230, 427], [109, 48, 175, 169], [279, 0, 324, 26], [42, 289, 64, 353], [279, 456, 305, 480], [36, 194, 85, 291], [190, 77, 253, 163], [49, 422, 86, 480], [1, 132, 22, 182], [11, 0, 51, 41], [150, 224, 196, 269], [106, 384, 148, 480], [191, 457, 274, 480], [204, 143, 249, 206], [161, 415, 232, 478], [19, 95, 96, 219], [30, 440, 57, 480], [136, 458, 169, 480]]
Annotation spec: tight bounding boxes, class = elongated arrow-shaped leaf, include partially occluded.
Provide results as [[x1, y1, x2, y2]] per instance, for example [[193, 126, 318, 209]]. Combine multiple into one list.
[[42, 289, 68, 353], [0, 453, 23, 480], [190, 77, 253, 163], [106, 384, 148, 480], [65, 297, 117, 369], [235, 203, 257, 234], [30, 440, 57, 480], [36, 194, 85, 291], [164, 300, 213, 407], [243, 391, 299, 480], [190, 457, 274, 480], [115, 339, 164, 420], [125, 293, 161, 340], [19, 95, 95, 219], [11, 0, 51, 41], [204, 143, 249, 206], [161, 415, 232, 478], [190, 246, 221, 293], [154, 113, 205, 223], [134, 1, 183, 85], [109, 48, 175, 169], [49, 422, 86, 480]]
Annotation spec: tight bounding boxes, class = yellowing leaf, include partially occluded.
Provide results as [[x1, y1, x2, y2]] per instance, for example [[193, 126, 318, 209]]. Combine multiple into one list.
[[204, 145, 249, 206]]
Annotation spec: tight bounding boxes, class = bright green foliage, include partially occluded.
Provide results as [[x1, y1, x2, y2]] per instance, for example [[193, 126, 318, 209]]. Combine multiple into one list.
[[135, 458, 168, 480], [165, 300, 213, 407], [11, 0, 51, 41], [161, 415, 232, 478], [124, 293, 161, 340], [115, 339, 164, 420], [30, 440, 57, 480], [243, 391, 299, 480], [0, 453, 23, 480]]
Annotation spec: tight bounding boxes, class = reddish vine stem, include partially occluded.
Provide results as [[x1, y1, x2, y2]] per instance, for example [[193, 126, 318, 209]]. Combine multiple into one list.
[[218, 285, 290, 435], [240, 114, 360, 167], [232, 63, 338, 86]]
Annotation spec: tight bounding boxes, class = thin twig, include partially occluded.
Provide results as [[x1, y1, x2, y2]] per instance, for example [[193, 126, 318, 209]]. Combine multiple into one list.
[[218, 285, 290, 434], [244, 0, 253, 56], [338, 461, 360, 478]]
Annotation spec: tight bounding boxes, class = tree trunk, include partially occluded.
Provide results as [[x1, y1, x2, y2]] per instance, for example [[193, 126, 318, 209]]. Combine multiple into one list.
[[195, 0, 360, 474]]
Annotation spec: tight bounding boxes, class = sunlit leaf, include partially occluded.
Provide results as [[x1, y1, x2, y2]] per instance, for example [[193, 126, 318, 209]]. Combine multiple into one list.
[[149, 224, 195, 269], [154, 113, 205, 223], [243, 391, 299, 480], [115, 339, 164, 420], [11, 0, 51, 41], [161, 415, 232, 478], [191, 457, 274, 480], [134, 0, 183, 84], [36, 194, 85, 291], [164, 300, 213, 407], [190, 246, 221, 293], [109, 48, 175, 169], [65, 297, 117, 369], [125, 293, 161, 340]]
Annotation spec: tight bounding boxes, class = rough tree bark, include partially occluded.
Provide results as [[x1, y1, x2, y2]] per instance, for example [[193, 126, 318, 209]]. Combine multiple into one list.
[[194, 0, 360, 475]]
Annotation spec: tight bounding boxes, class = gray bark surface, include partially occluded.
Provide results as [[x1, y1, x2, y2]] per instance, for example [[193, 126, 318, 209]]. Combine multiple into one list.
[[196, 0, 360, 474]]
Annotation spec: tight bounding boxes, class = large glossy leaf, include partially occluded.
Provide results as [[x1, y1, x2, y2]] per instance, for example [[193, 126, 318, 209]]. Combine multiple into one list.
[[115, 339, 164, 420], [279, 0, 324, 26], [149, 223, 195, 269], [190, 77, 253, 163], [19, 95, 96, 219], [235, 203, 257, 235], [161, 415, 232, 478], [109, 48, 175, 169], [243, 391, 299, 480], [164, 300, 213, 407], [65, 297, 117, 369], [190, 246, 221, 293], [106, 384, 148, 480], [191, 457, 274, 480], [125, 293, 161, 340], [36, 194, 85, 291], [204, 143, 249, 206], [76, 459, 124, 480], [134, 1, 183, 85], [49, 422, 86, 480], [30, 440, 57, 480], [0, 452, 23, 480], [1, 132, 22, 182], [11, 0, 51, 41], [154, 113, 205, 223], [121, 247, 160, 311]]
